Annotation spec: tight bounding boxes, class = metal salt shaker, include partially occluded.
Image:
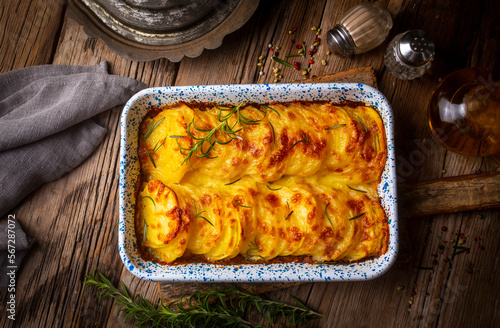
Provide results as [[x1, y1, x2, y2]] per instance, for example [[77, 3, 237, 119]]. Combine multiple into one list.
[[384, 30, 435, 80]]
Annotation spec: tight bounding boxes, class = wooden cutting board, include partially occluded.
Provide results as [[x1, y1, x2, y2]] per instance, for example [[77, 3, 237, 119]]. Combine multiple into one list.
[[157, 67, 500, 303]]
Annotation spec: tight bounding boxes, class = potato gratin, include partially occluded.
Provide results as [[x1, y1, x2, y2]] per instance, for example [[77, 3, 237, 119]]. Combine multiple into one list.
[[135, 100, 389, 264]]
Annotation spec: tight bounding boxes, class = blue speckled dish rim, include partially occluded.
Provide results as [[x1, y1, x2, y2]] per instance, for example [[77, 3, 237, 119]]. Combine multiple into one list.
[[119, 83, 398, 282]]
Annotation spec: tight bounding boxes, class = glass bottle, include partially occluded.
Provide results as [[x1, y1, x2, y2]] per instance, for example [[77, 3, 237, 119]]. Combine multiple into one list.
[[384, 30, 435, 80], [327, 2, 393, 57], [428, 67, 500, 160]]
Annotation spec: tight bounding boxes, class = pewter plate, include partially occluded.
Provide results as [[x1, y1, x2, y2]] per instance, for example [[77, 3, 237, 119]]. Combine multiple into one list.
[[118, 83, 399, 282], [68, 0, 260, 62]]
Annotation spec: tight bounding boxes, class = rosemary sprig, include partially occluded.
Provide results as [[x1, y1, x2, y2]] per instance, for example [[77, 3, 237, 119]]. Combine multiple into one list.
[[262, 105, 281, 118], [225, 178, 241, 185], [357, 116, 367, 133], [325, 124, 346, 130], [176, 102, 260, 170], [233, 199, 252, 208], [193, 200, 213, 227], [285, 211, 294, 221], [349, 213, 365, 221], [286, 200, 290, 210], [288, 132, 310, 150], [347, 185, 367, 193], [245, 234, 264, 260], [324, 203, 334, 231], [144, 117, 165, 139], [271, 56, 294, 68], [83, 270, 321, 328], [152, 138, 166, 154]]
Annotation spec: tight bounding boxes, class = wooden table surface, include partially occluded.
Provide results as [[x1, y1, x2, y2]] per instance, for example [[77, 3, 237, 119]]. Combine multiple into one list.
[[1, 0, 499, 327]]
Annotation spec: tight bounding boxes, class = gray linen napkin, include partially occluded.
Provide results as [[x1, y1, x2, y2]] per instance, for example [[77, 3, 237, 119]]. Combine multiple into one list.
[[0, 62, 145, 285]]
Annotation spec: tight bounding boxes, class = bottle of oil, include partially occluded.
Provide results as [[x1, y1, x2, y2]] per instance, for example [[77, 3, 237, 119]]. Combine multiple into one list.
[[428, 68, 500, 159]]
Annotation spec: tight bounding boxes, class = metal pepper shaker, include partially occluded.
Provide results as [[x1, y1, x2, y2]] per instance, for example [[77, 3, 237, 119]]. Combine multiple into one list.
[[384, 30, 435, 80]]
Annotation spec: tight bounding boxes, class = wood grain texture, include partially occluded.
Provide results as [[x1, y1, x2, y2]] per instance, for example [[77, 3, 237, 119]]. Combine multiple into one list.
[[399, 172, 500, 218], [0, 0, 499, 327]]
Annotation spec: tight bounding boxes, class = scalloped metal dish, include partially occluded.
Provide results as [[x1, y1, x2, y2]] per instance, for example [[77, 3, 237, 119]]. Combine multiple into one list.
[[68, 0, 260, 62], [119, 83, 398, 282]]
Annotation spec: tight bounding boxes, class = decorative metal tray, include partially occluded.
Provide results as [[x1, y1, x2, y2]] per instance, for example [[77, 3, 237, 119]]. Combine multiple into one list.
[[68, 0, 260, 62]]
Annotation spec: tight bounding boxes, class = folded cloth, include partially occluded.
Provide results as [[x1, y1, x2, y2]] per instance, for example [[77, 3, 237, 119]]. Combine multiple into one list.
[[0, 61, 145, 217]]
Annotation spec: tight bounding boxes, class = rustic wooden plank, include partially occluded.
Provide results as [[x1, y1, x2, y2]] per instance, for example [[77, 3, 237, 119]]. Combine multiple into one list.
[[0, 0, 66, 73], [398, 172, 500, 218]]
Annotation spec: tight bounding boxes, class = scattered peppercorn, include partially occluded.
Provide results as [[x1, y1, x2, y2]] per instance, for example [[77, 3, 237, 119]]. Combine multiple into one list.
[[397, 285, 404, 291], [270, 48, 274, 52], [411, 291, 416, 296], [442, 169, 446, 173], [259, 55, 264, 60], [441, 226, 448, 232], [474, 237, 481, 242], [259, 71, 264, 76], [432, 259, 438, 265], [309, 59, 314, 64], [257, 62, 263, 67], [326, 50, 331, 55], [268, 43, 272, 48], [321, 60, 327, 66], [311, 26, 317, 31], [443, 258, 449, 263]]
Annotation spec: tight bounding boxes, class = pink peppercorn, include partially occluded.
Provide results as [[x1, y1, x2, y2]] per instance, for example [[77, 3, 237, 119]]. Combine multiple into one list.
[[441, 226, 448, 232], [309, 59, 314, 64]]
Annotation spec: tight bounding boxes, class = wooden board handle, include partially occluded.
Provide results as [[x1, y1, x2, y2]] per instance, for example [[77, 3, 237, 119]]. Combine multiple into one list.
[[398, 171, 500, 218]]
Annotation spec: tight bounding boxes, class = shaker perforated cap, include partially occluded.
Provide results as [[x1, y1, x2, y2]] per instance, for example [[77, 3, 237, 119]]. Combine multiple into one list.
[[397, 30, 435, 66]]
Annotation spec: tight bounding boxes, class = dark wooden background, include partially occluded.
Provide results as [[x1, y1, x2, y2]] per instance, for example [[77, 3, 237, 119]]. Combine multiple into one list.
[[1, 0, 499, 327]]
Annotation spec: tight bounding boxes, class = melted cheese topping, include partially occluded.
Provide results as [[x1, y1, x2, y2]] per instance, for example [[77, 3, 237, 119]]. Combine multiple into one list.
[[136, 101, 389, 264]]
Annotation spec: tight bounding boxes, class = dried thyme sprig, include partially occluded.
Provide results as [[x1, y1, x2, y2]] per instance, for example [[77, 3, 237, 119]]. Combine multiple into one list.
[[83, 270, 321, 328]]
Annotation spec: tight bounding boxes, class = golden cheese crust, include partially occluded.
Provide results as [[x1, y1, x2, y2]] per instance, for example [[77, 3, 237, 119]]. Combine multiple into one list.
[[135, 101, 389, 264]]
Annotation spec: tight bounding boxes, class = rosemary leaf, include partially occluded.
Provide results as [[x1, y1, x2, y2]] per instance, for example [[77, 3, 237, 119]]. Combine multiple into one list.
[[271, 56, 294, 68], [225, 178, 242, 185], [437, 236, 449, 250], [314, 261, 338, 265], [170, 135, 187, 138], [288, 132, 310, 150], [144, 117, 165, 139], [143, 220, 147, 243], [268, 121, 277, 149], [285, 211, 293, 220], [325, 124, 346, 130], [357, 116, 367, 133], [144, 148, 156, 168], [233, 199, 252, 208], [349, 212, 365, 221], [245, 234, 264, 261], [193, 200, 213, 227], [262, 105, 281, 118], [141, 195, 156, 207], [347, 185, 367, 193], [324, 202, 334, 231], [266, 183, 283, 191]]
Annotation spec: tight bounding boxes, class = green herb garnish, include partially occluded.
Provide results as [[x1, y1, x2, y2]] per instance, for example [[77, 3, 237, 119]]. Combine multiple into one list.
[[152, 138, 165, 154], [314, 261, 338, 265], [324, 202, 334, 231], [193, 200, 213, 227], [169, 135, 187, 138], [145, 148, 156, 168], [357, 116, 367, 133], [83, 270, 321, 328], [233, 199, 252, 208], [144, 117, 165, 139], [143, 220, 147, 243], [325, 124, 346, 130], [225, 178, 242, 185], [288, 132, 310, 150], [268, 122, 277, 149], [245, 234, 264, 261], [141, 195, 156, 207], [176, 102, 260, 170], [349, 213, 365, 221], [347, 185, 367, 193], [266, 183, 283, 191], [285, 211, 294, 221], [437, 235, 449, 250], [262, 105, 281, 118], [271, 56, 294, 68]]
